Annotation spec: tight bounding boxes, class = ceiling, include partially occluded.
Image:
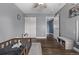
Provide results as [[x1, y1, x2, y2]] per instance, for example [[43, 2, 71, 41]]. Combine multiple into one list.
[[15, 3, 65, 15]]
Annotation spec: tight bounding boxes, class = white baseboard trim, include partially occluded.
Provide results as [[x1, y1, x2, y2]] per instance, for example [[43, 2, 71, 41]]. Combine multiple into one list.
[[15, 36, 47, 39], [73, 47, 79, 52], [36, 37, 47, 39]]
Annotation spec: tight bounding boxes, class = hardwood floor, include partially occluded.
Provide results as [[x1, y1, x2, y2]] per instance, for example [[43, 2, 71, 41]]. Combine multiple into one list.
[[32, 37, 79, 55]]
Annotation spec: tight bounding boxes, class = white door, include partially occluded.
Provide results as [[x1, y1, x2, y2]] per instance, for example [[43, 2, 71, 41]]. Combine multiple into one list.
[[25, 17, 31, 37], [30, 17, 36, 38], [25, 17, 36, 38]]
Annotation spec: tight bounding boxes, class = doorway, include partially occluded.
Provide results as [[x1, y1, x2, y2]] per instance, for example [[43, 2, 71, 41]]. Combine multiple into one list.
[[46, 17, 54, 38], [47, 20, 54, 34]]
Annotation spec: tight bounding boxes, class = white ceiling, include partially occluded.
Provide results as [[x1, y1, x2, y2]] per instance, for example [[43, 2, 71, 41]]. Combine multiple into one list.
[[15, 3, 65, 15]]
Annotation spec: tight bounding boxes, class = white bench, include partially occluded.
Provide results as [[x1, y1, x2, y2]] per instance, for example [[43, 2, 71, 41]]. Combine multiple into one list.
[[57, 37, 74, 50]]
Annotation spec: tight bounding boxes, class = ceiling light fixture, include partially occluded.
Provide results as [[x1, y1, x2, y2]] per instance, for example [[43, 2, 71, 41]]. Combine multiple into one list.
[[38, 2, 44, 5], [33, 3, 47, 8]]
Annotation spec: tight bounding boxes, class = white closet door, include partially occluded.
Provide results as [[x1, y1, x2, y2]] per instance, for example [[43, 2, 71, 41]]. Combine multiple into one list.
[[25, 17, 31, 37], [30, 17, 36, 38], [25, 17, 36, 38]]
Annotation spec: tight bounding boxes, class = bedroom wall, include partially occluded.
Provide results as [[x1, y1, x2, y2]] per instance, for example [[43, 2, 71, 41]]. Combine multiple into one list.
[[25, 14, 53, 38], [59, 3, 78, 40], [36, 16, 47, 38], [0, 3, 25, 43]]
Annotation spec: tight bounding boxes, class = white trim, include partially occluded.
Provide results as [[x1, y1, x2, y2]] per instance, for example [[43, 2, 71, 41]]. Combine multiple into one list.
[[36, 37, 47, 39], [14, 36, 47, 39], [76, 19, 79, 42]]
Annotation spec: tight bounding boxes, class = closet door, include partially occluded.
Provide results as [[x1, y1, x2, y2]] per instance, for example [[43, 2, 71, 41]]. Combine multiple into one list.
[[25, 17, 31, 37], [25, 17, 36, 38], [30, 17, 36, 38]]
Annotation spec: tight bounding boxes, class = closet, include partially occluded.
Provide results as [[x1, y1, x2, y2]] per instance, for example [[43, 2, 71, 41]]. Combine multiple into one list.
[[25, 17, 36, 38]]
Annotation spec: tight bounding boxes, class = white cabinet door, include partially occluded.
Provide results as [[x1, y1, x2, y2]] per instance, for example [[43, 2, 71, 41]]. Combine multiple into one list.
[[25, 17, 36, 38]]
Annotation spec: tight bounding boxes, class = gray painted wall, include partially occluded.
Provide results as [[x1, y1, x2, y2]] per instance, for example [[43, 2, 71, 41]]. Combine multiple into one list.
[[36, 16, 47, 37], [59, 3, 77, 40], [0, 3, 25, 42]]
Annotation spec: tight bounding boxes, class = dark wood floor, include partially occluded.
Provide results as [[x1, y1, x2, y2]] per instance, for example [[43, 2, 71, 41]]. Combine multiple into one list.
[[32, 37, 79, 55]]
